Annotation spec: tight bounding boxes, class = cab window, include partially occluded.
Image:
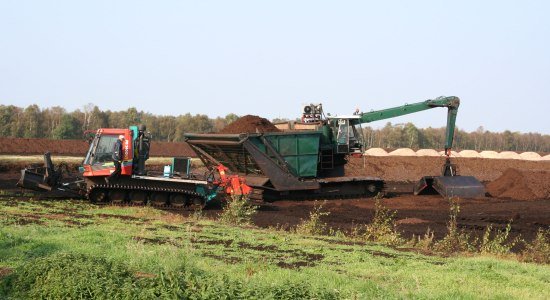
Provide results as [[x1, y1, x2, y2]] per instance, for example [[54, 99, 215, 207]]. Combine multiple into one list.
[[93, 135, 119, 164]]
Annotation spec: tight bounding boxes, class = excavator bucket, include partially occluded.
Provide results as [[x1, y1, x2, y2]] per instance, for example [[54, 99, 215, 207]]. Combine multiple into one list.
[[17, 169, 52, 191], [414, 175, 485, 198], [16, 152, 60, 192]]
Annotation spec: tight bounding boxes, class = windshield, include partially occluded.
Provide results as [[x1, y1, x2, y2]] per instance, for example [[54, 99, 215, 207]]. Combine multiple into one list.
[[90, 135, 119, 164]]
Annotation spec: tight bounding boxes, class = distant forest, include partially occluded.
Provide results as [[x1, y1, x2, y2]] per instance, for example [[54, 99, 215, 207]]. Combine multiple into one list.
[[1, 104, 549, 153]]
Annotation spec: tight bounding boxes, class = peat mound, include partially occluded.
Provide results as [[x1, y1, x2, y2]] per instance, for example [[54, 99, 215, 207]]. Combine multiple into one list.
[[219, 115, 280, 134], [486, 168, 550, 200]]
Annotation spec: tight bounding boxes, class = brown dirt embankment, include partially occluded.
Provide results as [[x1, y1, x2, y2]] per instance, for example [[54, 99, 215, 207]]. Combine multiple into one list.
[[345, 156, 550, 182], [0, 138, 195, 157]]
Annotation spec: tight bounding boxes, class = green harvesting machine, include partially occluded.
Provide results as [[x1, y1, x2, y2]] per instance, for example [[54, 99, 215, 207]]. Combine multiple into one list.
[[184, 96, 485, 200]]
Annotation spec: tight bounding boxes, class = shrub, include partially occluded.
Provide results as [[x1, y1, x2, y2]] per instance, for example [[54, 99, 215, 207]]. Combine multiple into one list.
[[219, 195, 257, 225], [295, 201, 330, 235], [520, 229, 550, 264], [411, 228, 435, 251], [363, 198, 403, 246], [479, 221, 519, 255], [434, 198, 475, 254]]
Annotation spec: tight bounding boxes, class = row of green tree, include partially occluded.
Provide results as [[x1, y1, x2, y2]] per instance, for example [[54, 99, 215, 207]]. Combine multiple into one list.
[[362, 123, 550, 152], [1, 104, 549, 152], [0, 104, 238, 142]]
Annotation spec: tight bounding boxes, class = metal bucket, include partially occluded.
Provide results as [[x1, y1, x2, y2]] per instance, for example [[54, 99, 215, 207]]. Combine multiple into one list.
[[16, 169, 52, 191], [414, 175, 485, 198]]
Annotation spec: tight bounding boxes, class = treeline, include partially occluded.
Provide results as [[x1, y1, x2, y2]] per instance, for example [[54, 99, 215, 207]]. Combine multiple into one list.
[[363, 123, 550, 152], [1, 104, 549, 152], [0, 104, 238, 142]]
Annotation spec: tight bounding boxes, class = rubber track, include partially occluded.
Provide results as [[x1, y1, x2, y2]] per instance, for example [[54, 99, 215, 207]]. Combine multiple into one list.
[[86, 183, 207, 210], [263, 183, 387, 201]]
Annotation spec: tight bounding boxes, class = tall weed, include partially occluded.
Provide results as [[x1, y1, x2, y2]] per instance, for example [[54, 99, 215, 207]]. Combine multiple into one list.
[[219, 195, 257, 225], [479, 221, 519, 255], [295, 201, 330, 235], [363, 198, 403, 246], [520, 228, 550, 264], [434, 198, 475, 254]]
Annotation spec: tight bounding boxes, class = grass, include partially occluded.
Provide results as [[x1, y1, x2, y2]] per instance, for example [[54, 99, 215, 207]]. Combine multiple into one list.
[[1, 198, 549, 299]]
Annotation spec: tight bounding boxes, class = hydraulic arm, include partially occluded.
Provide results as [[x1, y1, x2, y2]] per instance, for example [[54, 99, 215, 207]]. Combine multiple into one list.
[[354, 96, 460, 156]]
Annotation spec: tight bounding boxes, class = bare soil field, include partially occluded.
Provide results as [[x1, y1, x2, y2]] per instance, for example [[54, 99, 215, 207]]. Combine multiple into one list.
[[2, 154, 548, 245], [0, 137, 195, 157]]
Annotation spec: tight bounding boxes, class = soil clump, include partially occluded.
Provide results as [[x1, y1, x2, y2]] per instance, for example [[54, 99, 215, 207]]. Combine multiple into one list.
[[219, 115, 280, 134]]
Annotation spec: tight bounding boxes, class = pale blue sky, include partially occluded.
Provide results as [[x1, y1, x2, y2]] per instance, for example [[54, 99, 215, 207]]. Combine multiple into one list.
[[1, 1, 548, 133]]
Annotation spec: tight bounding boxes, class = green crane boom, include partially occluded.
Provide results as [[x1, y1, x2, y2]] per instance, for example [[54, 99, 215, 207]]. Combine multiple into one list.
[[352, 96, 460, 155]]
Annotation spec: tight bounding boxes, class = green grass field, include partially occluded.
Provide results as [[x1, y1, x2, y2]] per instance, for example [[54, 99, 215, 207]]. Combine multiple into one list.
[[0, 198, 549, 299]]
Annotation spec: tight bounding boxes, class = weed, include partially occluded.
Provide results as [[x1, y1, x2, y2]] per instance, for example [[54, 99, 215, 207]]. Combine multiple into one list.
[[190, 207, 204, 222], [479, 221, 519, 255], [412, 228, 435, 251], [434, 198, 475, 254], [295, 201, 330, 235], [363, 198, 403, 246], [219, 195, 257, 225], [520, 228, 550, 264]]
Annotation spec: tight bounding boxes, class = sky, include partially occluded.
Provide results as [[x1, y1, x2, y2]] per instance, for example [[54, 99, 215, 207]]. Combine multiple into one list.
[[1, 0, 549, 134]]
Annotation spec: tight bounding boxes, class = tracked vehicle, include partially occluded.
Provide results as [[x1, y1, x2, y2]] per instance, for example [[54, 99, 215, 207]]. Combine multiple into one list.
[[185, 96, 485, 200], [17, 125, 251, 208], [18, 96, 485, 204]]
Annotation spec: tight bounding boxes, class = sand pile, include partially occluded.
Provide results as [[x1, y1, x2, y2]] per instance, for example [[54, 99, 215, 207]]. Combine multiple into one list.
[[480, 151, 499, 159], [416, 149, 439, 156], [365, 148, 388, 156], [499, 151, 521, 160], [459, 150, 481, 158], [219, 115, 280, 134], [486, 168, 550, 200], [543, 155, 550, 161], [519, 152, 542, 161], [388, 148, 417, 156]]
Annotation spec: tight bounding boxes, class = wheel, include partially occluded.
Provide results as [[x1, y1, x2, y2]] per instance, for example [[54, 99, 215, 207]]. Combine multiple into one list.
[[190, 197, 206, 210], [110, 190, 126, 203], [169, 194, 186, 208], [129, 190, 147, 205], [150, 192, 168, 206], [366, 183, 378, 193], [89, 189, 107, 203]]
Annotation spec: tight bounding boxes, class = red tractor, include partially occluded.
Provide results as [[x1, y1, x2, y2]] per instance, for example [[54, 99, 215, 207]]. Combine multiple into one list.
[[18, 125, 251, 208]]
